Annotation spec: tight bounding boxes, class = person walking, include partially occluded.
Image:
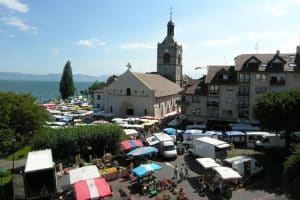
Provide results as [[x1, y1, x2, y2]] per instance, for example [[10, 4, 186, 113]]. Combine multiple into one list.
[[173, 165, 178, 179], [185, 165, 189, 178], [179, 167, 184, 182]]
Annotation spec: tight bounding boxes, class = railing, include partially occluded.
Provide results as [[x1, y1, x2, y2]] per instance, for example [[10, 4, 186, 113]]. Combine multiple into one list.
[[207, 102, 219, 107]]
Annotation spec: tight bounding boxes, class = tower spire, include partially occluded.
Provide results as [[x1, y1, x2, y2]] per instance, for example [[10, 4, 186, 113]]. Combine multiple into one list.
[[170, 6, 173, 21]]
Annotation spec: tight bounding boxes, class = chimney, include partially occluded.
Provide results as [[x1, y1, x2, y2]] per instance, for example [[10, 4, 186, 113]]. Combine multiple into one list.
[[297, 46, 300, 55], [276, 50, 280, 55]]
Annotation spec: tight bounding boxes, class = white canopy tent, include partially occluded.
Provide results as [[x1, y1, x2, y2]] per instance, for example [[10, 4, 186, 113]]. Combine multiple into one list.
[[196, 158, 221, 169], [213, 166, 242, 180], [69, 165, 101, 185]]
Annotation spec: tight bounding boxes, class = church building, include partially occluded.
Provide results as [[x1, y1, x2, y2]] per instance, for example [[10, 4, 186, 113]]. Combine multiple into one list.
[[94, 17, 184, 118]]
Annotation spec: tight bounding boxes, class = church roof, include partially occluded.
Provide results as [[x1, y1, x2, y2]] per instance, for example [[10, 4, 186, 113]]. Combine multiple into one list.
[[133, 72, 182, 97], [161, 35, 176, 45]]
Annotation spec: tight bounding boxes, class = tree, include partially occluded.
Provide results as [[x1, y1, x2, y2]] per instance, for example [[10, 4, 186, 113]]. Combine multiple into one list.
[[0, 92, 49, 156], [254, 90, 300, 147], [105, 75, 118, 86], [59, 61, 75, 100], [88, 81, 106, 94]]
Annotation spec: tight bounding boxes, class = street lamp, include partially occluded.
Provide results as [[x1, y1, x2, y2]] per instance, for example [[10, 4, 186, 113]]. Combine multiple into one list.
[[11, 138, 16, 172]]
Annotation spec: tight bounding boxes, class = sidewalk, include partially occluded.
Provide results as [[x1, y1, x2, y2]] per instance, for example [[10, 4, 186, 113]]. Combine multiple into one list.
[[0, 159, 26, 170]]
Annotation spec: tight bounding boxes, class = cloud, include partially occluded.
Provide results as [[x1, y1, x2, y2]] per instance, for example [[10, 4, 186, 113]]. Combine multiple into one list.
[[0, 16, 37, 33], [120, 42, 155, 50], [50, 48, 61, 54], [203, 31, 281, 47], [77, 38, 106, 48], [0, 0, 28, 13], [264, 3, 286, 16]]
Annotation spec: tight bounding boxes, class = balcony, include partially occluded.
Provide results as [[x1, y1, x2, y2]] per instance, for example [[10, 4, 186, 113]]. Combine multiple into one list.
[[208, 90, 219, 96], [207, 102, 219, 107], [238, 92, 249, 97], [238, 104, 249, 109], [270, 78, 285, 85], [176, 99, 190, 106]]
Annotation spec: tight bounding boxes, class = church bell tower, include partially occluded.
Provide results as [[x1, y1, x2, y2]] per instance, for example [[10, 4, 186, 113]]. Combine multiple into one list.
[[157, 12, 183, 87]]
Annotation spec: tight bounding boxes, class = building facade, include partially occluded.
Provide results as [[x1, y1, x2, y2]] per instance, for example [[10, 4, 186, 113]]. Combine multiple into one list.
[[103, 70, 182, 117], [180, 46, 300, 124]]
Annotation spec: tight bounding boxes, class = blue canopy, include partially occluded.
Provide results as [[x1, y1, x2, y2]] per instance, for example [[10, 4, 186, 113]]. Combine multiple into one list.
[[225, 131, 245, 137], [132, 163, 162, 177], [163, 128, 177, 135], [126, 147, 158, 157]]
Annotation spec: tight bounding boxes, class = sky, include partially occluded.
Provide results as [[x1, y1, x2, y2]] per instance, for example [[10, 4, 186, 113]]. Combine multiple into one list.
[[0, 0, 300, 78]]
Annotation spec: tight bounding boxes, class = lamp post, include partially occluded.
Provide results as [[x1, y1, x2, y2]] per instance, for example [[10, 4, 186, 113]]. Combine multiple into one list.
[[11, 138, 16, 172]]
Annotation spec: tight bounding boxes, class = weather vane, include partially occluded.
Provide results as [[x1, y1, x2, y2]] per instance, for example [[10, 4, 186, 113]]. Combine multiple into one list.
[[170, 6, 173, 20], [126, 63, 132, 70]]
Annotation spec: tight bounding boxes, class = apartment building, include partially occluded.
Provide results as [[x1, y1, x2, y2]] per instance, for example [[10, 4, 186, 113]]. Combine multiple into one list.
[[180, 46, 300, 124]]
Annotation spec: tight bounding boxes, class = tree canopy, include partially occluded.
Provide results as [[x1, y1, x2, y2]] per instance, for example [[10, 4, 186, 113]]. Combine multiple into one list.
[[254, 90, 300, 132], [59, 61, 75, 100], [88, 81, 106, 94]]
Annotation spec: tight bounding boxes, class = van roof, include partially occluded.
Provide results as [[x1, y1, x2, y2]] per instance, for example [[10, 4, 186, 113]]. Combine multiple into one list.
[[196, 137, 230, 148], [154, 133, 173, 141], [224, 156, 251, 164]]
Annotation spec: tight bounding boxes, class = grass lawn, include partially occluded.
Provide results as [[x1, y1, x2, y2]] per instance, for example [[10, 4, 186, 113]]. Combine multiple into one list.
[[6, 146, 32, 161]]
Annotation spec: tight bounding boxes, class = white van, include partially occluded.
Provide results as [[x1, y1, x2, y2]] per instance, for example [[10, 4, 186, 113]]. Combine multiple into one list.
[[245, 132, 272, 148], [255, 134, 285, 149], [147, 133, 177, 158]]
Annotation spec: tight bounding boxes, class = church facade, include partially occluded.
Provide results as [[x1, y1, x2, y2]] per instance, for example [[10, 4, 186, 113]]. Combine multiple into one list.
[[93, 18, 184, 118]]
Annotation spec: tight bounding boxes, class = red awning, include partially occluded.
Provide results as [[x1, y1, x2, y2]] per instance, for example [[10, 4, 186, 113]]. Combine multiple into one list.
[[73, 178, 112, 200], [120, 140, 143, 151]]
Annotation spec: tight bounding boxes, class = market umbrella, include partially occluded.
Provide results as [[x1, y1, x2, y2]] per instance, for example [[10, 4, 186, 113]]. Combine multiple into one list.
[[132, 163, 162, 177], [120, 140, 143, 151], [163, 128, 177, 135], [73, 178, 112, 200], [126, 147, 158, 157]]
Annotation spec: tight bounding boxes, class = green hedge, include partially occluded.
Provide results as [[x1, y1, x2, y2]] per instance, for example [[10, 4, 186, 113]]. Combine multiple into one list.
[[31, 125, 125, 159]]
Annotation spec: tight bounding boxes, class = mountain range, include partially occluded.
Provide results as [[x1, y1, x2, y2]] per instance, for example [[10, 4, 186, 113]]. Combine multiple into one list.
[[0, 72, 109, 82]]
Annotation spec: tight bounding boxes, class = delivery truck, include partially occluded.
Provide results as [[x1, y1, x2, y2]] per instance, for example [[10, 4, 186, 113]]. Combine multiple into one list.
[[147, 133, 177, 158], [189, 137, 231, 160], [223, 156, 264, 178]]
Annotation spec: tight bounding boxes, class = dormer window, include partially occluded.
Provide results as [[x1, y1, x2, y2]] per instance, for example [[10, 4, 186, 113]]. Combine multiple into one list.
[[247, 58, 259, 68], [271, 58, 283, 68]]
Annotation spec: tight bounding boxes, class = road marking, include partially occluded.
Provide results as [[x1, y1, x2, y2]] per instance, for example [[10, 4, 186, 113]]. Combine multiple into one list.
[[165, 162, 174, 168]]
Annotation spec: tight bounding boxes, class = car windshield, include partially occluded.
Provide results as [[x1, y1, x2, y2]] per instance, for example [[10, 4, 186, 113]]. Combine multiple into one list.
[[164, 145, 175, 151]]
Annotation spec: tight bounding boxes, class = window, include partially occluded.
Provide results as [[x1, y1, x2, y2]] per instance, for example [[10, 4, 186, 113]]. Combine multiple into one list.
[[192, 96, 197, 103], [239, 73, 250, 83], [182, 95, 186, 102], [120, 89, 123, 93], [239, 86, 249, 96], [144, 109, 147, 115], [209, 85, 219, 93], [126, 88, 131, 96], [97, 104, 100, 108], [223, 74, 228, 80], [135, 90, 137, 94], [255, 86, 266, 94], [178, 56, 181, 64], [97, 95, 101, 99], [247, 62, 258, 68], [238, 109, 249, 118], [226, 97, 233, 104], [110, 106, 113, 112], [163, 53, 171, 64], [142, 90, 144, 94], [239, 99, 249, 108], [256, 74, 266, 81]]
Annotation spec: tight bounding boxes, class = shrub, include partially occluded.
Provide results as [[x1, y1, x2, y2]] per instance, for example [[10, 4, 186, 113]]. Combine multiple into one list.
[[283, 144, 300, 200], [31, 124, 125, 160]]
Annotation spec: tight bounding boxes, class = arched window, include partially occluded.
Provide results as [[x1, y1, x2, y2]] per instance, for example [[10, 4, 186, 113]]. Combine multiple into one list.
[[163, 53, 171, 64], [126, 88, 131, 96]]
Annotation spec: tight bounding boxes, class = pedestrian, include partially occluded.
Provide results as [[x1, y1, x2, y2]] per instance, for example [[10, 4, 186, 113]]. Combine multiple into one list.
[[173, 165, 178, 179], [179, 167, 184, 182], [185, 165, 189, 178]]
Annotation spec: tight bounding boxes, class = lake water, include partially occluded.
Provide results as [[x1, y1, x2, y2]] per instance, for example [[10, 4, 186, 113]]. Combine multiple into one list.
[[0, 80, 92, 101]]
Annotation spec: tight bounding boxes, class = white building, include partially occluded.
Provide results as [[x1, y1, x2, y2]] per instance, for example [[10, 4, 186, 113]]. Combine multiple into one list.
[[103, 69, 182, 118]]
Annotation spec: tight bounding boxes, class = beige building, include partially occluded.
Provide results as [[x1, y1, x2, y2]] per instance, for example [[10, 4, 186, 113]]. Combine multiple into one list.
[[180, 46, 300, 124], [92, 89, 105, 111], [103, 69, 182, 117]]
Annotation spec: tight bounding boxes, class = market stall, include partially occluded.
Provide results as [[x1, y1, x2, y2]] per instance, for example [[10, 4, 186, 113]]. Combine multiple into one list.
[[132, 163, 162, 177], [69, 165, 100, 185], [126, 147, 158, 157], [120, 140, 143, 151], [73, 178, 112, 200]]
